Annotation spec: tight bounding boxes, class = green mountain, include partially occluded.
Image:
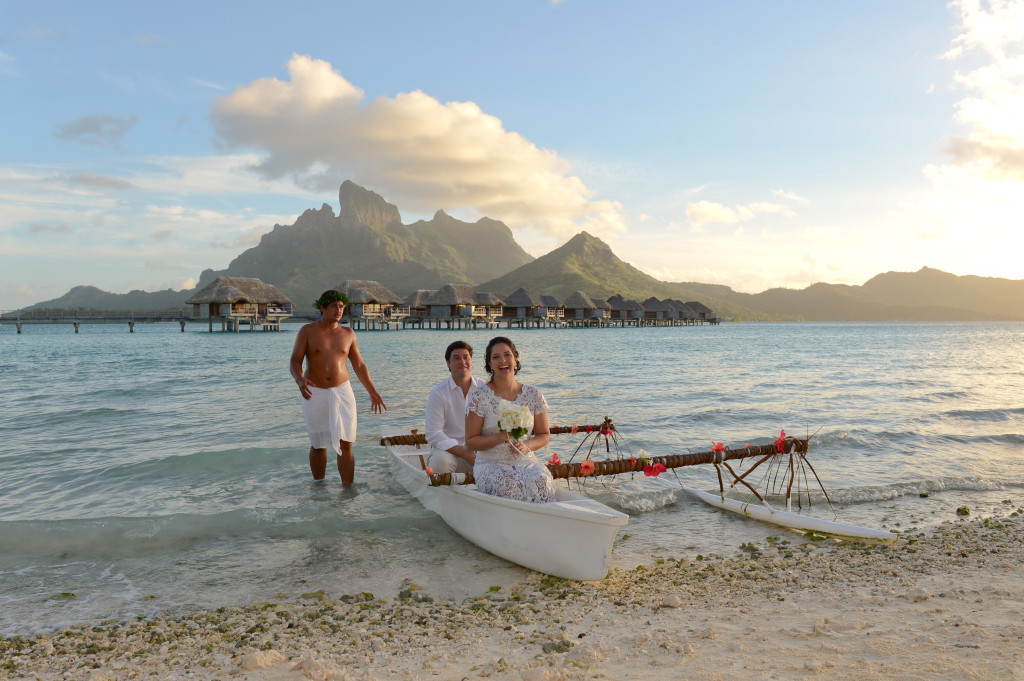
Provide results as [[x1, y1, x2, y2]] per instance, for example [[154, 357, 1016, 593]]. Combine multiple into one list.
[[676, 266, 1024, 321], [478, 232, 770, 321], [16, 181, 1024, 321], [197, 181, 534, 310]]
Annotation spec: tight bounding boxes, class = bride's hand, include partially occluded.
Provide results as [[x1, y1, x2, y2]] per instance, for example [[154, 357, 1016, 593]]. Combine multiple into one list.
[[508, 440, 528, 456]]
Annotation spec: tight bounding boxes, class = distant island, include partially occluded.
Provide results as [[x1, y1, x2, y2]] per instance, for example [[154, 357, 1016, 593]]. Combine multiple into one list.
[[15, 181, 1024, 322]]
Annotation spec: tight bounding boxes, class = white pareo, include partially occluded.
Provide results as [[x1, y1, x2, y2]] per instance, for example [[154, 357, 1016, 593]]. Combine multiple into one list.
[[467, 384, 556, 503]]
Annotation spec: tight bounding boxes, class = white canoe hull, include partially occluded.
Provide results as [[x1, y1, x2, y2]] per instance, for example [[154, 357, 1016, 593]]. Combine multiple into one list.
[[658, 480, 896, 542], [386, 439, 628, 580]]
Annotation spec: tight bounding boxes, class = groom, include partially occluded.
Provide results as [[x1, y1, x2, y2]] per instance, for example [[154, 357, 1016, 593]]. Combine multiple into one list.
[[424, 340, 486, 474]]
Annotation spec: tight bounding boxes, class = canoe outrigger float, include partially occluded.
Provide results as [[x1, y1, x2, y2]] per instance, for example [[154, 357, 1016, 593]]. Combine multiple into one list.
[[380, 420, 895, 579]]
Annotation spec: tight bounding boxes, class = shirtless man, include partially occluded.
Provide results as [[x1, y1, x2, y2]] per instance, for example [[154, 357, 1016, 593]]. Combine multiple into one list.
[[289, 290, 387, 485], [424, 340, 486, 475]]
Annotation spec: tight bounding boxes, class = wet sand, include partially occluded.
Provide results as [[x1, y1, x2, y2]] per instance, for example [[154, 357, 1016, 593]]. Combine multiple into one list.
[[3, 511, 1022, 681]]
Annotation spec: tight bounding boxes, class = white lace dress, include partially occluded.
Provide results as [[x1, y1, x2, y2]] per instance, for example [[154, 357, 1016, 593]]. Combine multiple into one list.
[[466, 384, 556, 503]]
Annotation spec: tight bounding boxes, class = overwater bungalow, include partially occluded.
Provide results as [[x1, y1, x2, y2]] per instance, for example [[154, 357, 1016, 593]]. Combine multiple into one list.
[[686, 301, 719, 324], [473, 291, 506, 320], [562, 290, 606, 327], [403, 290, 436, 326], [607, 294, 644, 326], [419, 284, 498, 329], [590, 297, 612, 324], [664, 299, 698, 325], [641, 297, 671, 325], [541, 295, 565, 325], [501, 287, 554, 328], [185, 276, 293, 332], [334, 280, 407, 329]]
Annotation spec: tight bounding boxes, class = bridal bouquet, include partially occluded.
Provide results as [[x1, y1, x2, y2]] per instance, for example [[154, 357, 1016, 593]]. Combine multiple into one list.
[[497, 401, 532, 441]]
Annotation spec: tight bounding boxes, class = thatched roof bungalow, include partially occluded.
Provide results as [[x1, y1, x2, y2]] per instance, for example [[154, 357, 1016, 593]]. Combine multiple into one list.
[[334, 280, 406, 318], [473, 291, 505, 317], [641, 297, 671, 320], [541, 295, 564, 321], [686, 301, 716, 321], [563, 290, 595, 320], [502, 287, 548, 319], [425, 283, 478, 318], [664, 299, 698, 321], [607, 294, 644, 320], [404, 290, 436, 317], [186, 277, 293, 319]]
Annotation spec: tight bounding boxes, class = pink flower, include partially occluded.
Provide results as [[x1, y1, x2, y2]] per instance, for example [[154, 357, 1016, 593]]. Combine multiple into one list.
[[775, 429, 787, 452], [628, 456, 637, 467], [571, 425, 578, 434], [425, 466, 434, 476], [548, 453, 562, 466], [711, 442, 725, 453], [580, 459, 596, 476]]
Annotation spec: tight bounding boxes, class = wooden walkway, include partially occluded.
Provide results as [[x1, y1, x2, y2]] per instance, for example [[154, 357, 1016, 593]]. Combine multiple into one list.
[[1, 311, 719, 333], [0, 312, 290, 333]]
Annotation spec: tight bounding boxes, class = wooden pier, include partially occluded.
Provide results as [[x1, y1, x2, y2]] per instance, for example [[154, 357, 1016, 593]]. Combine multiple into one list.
[[0, 311, 291, 333]]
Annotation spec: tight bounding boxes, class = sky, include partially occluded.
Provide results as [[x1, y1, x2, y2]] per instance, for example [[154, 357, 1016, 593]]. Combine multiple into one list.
[[2, 0, 1023, 310]]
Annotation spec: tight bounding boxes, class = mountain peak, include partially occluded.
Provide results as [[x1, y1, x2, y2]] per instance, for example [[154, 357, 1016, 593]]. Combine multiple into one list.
[[338, 180, 402, 230]]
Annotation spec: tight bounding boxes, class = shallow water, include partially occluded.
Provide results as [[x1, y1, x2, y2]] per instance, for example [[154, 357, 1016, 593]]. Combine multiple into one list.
[[1, 321, 1021, 634]]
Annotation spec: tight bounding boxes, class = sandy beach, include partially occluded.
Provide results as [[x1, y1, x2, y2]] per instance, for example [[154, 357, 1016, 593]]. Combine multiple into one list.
[[3, 510, 1021, 681]]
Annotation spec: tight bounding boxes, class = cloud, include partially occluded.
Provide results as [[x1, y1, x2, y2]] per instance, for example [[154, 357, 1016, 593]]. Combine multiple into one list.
[[772, 188, 810, 203], [890, 0, 1024, 282], [685, 200, 795, 230], [191, 78, 225, 91], [68, 172, 134, 191], [151, 230, 173, 241], [940, 0, 1024, 181], [55, 114, 137, 147], [210, 54, 625, 244], [27, 223, 70, 234], [144, 258, 187, 270]]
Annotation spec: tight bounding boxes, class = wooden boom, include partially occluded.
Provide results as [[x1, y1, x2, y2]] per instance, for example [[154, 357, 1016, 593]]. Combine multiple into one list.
[[425, 438, 808, 487]]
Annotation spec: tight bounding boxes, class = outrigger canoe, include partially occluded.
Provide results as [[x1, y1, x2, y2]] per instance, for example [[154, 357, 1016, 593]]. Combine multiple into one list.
[[655, 480, 896, 541], [382, 428, 628, 580]]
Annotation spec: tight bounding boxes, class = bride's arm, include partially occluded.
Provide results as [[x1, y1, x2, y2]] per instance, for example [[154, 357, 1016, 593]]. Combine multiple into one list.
[[521, 411, 551, 452], [465, 409, 509, 452]]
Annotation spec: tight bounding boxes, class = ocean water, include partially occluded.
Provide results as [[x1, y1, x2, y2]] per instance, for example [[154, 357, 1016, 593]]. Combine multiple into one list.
[[0, 321, 1021, 635]]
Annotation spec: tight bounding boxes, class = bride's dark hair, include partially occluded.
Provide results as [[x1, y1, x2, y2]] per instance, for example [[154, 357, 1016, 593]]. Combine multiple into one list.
[[484, 336, 521, 380]]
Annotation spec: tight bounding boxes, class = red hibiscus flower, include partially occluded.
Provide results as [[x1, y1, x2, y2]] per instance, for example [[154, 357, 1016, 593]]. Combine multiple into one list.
[[425, 466, 434, 476], [580, 459, 596, 476], [629, 456, 637, 467], [644, 462, 667, 477], [711, 442, 725, 453], [548, 453, 561, 466], [586, 425, 593, 434], [571, 425, 578, 434], [775, 429, 787, 452]]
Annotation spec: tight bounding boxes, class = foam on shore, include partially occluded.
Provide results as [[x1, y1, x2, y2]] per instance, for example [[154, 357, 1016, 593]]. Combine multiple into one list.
[[3, 511, 1022, 680]]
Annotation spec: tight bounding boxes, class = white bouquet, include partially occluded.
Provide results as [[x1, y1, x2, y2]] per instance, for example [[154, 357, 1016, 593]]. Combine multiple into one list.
[[497, 401, 533, 441]]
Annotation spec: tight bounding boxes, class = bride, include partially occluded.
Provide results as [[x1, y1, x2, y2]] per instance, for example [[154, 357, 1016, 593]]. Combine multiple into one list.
[[465, 336, 555, 503]]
